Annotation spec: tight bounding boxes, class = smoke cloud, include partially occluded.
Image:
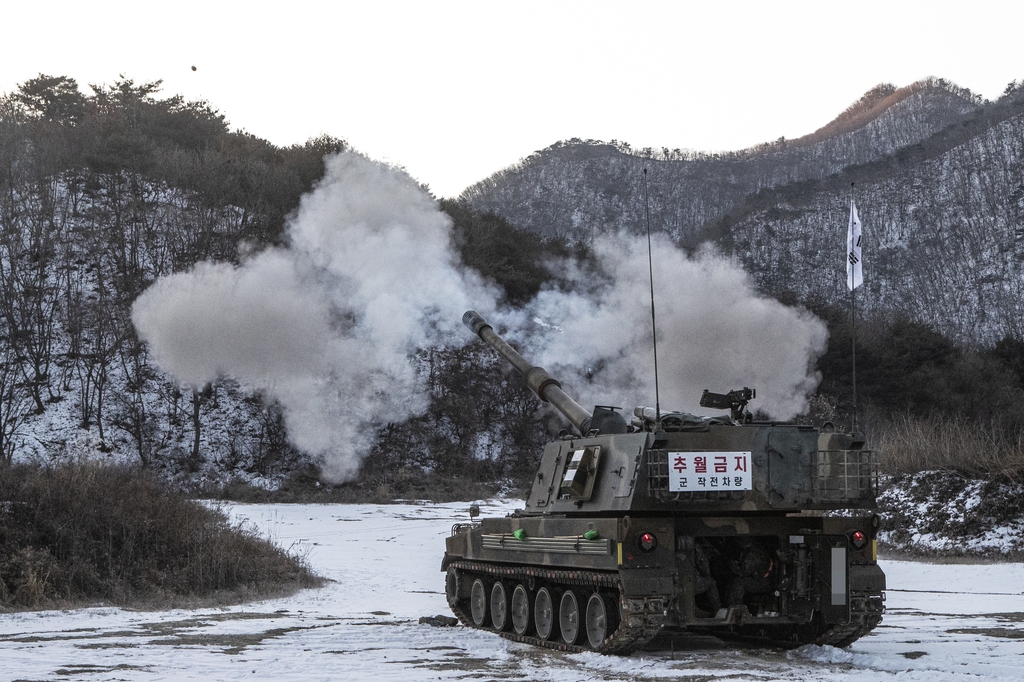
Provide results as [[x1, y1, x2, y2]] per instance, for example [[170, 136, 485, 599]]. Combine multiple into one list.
[[132, 152, 496, 482], [517, 235, 828, 420], [133, 153, 827, 483]]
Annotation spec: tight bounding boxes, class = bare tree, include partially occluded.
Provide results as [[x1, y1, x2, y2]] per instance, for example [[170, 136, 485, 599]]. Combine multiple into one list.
[[0, 170, 70, 414], [110, 337, 160, 466], [0, 344, 30, 465], [188, 383, 213, 472]]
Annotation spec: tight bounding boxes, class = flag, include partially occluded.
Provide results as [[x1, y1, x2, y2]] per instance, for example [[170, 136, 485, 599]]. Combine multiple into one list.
[[847, 199, 862, 291]]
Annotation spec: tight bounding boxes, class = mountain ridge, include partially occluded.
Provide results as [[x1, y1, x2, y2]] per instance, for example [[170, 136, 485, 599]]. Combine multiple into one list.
[[714, 83, 1024, 346], [461, 77, 1024, 345], [461, 78, 985, 244]]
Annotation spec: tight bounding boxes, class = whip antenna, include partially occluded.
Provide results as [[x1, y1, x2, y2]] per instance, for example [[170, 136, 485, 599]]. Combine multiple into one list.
[[643, 168, 661, 427]]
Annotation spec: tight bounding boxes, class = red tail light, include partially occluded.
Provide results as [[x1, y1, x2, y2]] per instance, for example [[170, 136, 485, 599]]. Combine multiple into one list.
[[850, 530, 867, 550], [638, 532, 658, 552]]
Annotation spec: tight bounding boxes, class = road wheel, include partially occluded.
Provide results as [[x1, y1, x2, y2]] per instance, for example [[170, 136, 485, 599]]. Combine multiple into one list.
[[512, 583, 531, 635], [559, 590, 581, 644], [470, 578, 488, 627], [445, 567, 458, 603], [535, 587, 556, 640], [585, 593, 616, 648], [491, 581, 511, 631]]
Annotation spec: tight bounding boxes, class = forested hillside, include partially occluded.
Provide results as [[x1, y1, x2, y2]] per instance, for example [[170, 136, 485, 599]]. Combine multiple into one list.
[[463, 79, 1024, 347], [4, 72, 1024, 495], [0, 75, 558, 490], [715, 83, 1024, 346], [0, 75, 339, 473]]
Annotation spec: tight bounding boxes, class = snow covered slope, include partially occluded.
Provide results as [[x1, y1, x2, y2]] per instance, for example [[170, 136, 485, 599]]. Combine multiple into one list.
[[879, 471, 1024, 556]]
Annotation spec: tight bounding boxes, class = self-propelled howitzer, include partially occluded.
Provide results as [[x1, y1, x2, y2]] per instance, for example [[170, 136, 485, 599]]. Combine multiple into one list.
[[443, 311, 885, 654]]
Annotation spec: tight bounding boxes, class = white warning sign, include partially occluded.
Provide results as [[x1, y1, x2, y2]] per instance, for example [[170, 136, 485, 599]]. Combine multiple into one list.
[[668, 451, 752, 492]]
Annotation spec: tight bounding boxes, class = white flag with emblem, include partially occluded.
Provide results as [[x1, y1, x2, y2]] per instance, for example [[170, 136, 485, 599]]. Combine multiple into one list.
[[847, 199, 862, 291]]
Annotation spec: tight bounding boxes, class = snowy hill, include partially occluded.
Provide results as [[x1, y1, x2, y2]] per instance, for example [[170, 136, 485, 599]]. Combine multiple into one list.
[[0, 77, 551, 486], [5, 73, 1024, 502], [718, 84, 1024, 344], [461, 79, 981, 244], [463, 78, 1024, 346]]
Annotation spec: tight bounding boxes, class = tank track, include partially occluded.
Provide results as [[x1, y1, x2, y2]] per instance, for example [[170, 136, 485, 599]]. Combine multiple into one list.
[[711, 590, 885, 649], [447, 560, 666, 654], [448, 560, 882, 654], [814, 591, 885, 647]]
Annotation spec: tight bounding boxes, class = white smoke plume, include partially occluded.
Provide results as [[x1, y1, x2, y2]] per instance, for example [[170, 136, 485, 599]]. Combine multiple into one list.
[[132, 152, 496, 482], [516, 234, 828, 420], [133, 152, 827, 483]]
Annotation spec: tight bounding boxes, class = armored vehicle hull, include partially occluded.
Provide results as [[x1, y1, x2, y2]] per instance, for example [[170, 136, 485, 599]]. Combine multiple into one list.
[[443, 312, 884, 653]]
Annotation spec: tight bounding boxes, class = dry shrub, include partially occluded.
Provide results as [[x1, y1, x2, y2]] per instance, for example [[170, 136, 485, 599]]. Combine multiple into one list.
[[873, 413, 1024, 480], [0, 463, 323, 610], [0, 547, 61, 608]]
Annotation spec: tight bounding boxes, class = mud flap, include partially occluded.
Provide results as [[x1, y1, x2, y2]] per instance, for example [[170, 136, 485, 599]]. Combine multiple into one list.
[[820, 541, 850, 624], [849, 562, 886, 593], [619, 568, 675, 598]]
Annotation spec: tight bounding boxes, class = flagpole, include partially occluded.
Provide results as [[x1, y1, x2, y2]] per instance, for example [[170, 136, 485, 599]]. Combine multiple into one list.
[[850, 182, 858, 431]]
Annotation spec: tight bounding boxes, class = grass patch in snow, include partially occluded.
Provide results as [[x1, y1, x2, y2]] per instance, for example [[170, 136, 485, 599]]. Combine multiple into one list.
[[0, 462, 323, 611]]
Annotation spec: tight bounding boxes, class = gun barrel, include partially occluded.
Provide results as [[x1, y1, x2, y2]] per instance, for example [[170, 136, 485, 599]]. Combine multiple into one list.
[[463, 310, 593, 434]]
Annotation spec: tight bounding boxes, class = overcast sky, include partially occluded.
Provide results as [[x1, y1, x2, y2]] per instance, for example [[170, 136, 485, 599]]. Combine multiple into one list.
[[4, 1, 1023, 197]]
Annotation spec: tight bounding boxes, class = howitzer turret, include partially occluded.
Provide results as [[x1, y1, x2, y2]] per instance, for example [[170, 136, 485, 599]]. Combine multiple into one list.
[[444, 309, 885, 654]]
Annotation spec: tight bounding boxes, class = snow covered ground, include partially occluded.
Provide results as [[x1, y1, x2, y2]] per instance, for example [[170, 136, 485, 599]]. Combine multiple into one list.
[[2, 500, 1024, 681]]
